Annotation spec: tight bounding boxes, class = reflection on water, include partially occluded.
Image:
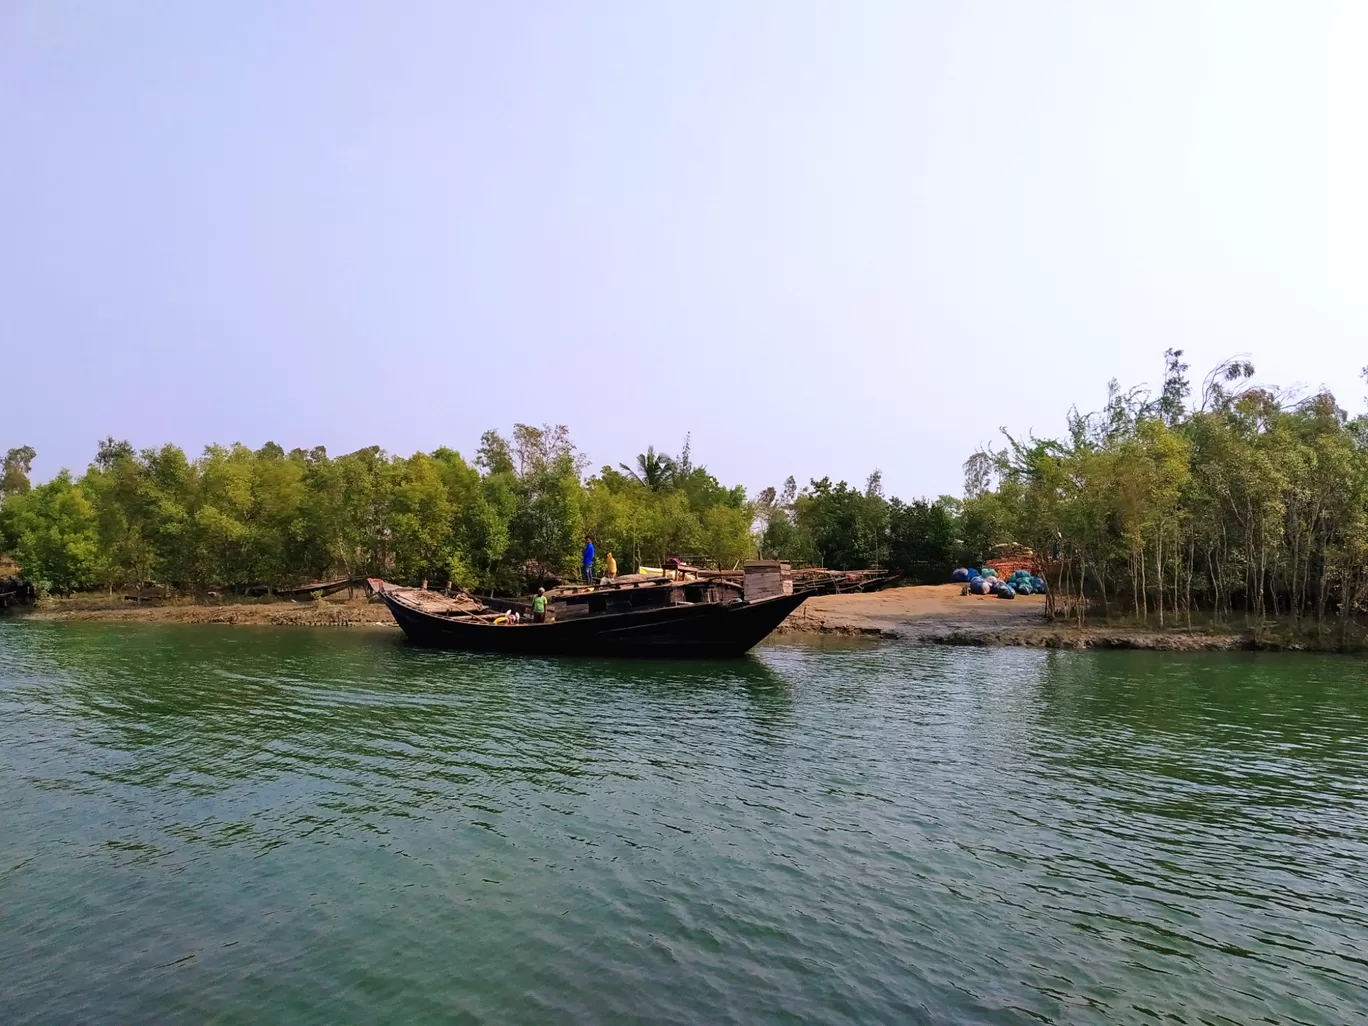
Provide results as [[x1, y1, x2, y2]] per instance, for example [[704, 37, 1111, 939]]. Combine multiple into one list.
[[2, 623, 1366, 1025]]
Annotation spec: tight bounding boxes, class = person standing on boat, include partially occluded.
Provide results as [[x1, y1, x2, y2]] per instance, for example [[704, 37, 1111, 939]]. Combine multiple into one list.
[[581, 537, 595, 584], [605, 551, 617, 580], [532, 587, 547, 622]]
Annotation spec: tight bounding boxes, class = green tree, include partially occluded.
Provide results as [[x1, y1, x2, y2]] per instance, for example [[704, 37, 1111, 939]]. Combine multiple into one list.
[[387, 453, 456, 584], [621, 446, 676, 490], [2, 446, 37, 500], [80, 438, 154, 590], [887, 497, 961, 582], [7, 471, 101, 593]]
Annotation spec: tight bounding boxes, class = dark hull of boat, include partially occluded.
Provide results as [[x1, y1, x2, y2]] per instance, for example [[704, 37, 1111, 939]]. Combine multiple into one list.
[[378, 591, 808, 658]]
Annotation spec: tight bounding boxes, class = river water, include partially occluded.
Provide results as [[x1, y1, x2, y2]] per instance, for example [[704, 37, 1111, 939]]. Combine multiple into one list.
[[1, 623, 1365, 1024]]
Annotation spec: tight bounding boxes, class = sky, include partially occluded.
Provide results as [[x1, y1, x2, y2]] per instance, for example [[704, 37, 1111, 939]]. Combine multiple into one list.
[[3, 1, 1366, 499]]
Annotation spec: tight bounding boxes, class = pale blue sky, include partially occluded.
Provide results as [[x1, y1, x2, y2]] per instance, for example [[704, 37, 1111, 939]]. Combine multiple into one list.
[[4, 2, 1365, 498]]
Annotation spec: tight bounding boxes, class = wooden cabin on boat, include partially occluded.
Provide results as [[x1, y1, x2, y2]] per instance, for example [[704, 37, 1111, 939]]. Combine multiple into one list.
[[743, 561, 793, 602]]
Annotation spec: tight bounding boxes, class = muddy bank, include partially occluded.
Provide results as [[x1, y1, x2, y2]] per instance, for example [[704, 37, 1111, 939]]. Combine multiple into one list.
[[778, 585, 1261, 650], [17, 595, 397, 628], [921, 626, 1255, 651]]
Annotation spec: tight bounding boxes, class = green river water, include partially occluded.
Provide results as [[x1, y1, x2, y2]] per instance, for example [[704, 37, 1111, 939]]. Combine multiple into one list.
[[1, 622, 1365, 1025]]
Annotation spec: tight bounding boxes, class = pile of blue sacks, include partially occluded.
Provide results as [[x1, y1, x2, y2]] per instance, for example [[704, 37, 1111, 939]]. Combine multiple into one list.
[[1003, 569, 1046, 596], [959, 568, 998, 595], [956, 566, 1047, 598]]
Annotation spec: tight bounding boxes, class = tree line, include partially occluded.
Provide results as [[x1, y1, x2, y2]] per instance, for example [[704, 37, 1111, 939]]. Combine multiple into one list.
[[11, 351, 1355, 623], [0, 427, 965, 596], [964, 351, 1368, 636]]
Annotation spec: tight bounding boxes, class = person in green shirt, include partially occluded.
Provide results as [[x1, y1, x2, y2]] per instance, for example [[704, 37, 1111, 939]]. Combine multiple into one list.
[[532, 587, 547, 623]]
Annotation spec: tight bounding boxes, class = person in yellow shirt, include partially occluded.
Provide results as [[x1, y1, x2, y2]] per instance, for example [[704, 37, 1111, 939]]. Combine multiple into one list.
[[605, 551, 617, 580]]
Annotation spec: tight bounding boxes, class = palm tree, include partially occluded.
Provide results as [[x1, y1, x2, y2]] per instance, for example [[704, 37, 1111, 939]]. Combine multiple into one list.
[[621, 447, 677, 490]]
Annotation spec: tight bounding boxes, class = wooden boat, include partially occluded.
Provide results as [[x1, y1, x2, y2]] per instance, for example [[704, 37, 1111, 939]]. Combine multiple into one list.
[[271, 576, 369, 599], [655, 560, 902, 596], [368, 563, 807, 658], [0, 576, 36, 610]]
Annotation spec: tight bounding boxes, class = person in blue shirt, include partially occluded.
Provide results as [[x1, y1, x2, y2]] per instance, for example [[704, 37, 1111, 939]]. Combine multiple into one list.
[[581, 537, 595, 584]]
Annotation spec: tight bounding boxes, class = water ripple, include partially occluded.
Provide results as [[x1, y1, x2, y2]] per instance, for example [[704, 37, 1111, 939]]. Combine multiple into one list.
[[2, 624, 1366, 1024]]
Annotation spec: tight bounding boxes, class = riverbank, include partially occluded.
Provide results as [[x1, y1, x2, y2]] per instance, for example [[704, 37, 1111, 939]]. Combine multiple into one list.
[[15, 593, 396, 628], [776, 584, 1339, 651], [11, 584, 1357, 650]]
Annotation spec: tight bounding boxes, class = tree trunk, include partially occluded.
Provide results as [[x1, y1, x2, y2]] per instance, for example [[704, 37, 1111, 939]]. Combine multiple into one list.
[[1186, 537, 1195, 630], [1139, 543, 1148, 625], [1155, 523, 1165, 629]]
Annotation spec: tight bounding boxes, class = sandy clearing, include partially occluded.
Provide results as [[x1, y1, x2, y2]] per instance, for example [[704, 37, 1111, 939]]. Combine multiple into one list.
[[779, 584, 1047, 638]]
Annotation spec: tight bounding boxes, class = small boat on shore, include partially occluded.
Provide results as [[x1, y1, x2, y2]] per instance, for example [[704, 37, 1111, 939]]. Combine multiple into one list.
[[369, 562, 807, 658], [0, 576, 37, 611]]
